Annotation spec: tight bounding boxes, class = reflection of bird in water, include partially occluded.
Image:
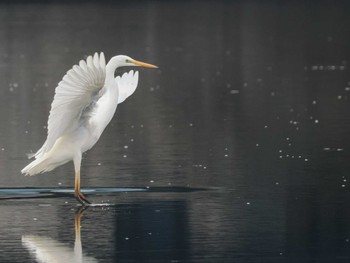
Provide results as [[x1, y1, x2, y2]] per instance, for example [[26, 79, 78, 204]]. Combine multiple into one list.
[[21, 53, 157, 205], [22, 207, 97, 263]]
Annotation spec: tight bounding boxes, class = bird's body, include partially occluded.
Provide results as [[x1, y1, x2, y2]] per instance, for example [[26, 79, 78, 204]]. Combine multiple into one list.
[[21, 53, 157, 205]]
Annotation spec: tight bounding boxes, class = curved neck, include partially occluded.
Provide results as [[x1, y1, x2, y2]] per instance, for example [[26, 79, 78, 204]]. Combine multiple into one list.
[[106, 56, 122, 82]]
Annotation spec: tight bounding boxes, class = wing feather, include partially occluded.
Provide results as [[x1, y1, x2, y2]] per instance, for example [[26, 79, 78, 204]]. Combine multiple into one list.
[[31, 52, 106, 159], [116, 70, 139, 104]]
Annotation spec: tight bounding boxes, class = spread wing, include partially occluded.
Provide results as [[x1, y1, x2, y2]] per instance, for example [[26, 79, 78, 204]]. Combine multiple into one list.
[[30, 52, 106, 159], [116, 70, 139, 104]]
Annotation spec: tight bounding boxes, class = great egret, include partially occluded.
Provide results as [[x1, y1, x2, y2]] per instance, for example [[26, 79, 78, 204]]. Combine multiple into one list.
[[21, 53, 158, 205]]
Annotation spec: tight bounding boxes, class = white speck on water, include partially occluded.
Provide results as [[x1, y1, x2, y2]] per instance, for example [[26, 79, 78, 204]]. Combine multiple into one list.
[[323, 147, 331, 151], [289, 108, 294, 113], [149, 87, 155, 92], [224, 154, 229, 157], [58, 182, 62, 186], [230, 89, 240, 94], [1, 148, 5, 151], [286, 137, 290, 141], [304, 158, 309, 162], [279, 150, 282, 153], [150, 180, 154, 183], [203, 166, 207, 169], [314, 119, 319, 124], [288, 143, 292, 146], [337, 95, 342, 100], [148, 232, 152, 236], [140, 124, 144, 128], [264, 125, 268, 128], [256, 143, 259, 147], [125, 237, 129, 241], [292, 156, 295, 158], [130, 138, 134, 142], [33, 218, 37, 221], [312, 100, 317, 104], [13, 83, 19, 88], [123, 155, 127, 158], [189, 123, 193, 127], [97, 162, 102, 166], [346, 238, 349, 242], [345, 87, 350, 91], [286, 155, 289, 157], [275, 182, 279, 185], [271, 92, 275, 96], [9, 87, 14, 92], [124, 145, 129, 149], [243, 82, 248, 87], [226, 83, 232, 88], [299, 156, 302, 158], [341, 185, 346, 188], [279, 156, 283, 158], [246, 202, 251, 205], [25, 131, 28, 134], [44, 82, 49, 87]]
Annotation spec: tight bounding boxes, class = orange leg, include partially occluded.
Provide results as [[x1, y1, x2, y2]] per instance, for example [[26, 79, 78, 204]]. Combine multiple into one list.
[[73, 154, 91, 205]]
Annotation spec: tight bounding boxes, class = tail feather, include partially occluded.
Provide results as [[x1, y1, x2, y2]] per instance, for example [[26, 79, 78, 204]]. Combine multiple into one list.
[[21, 156, 59, 176]]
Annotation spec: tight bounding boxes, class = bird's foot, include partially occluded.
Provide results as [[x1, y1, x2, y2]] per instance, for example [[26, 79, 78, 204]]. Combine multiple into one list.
[[74, 191, 91, 206]]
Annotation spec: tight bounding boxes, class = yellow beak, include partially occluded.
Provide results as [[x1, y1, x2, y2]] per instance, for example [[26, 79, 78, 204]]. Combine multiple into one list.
[[132, 60, 158, 68]]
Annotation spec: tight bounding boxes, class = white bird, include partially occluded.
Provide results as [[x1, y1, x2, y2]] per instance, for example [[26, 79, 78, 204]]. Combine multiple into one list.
[[21, 53, 157, 205]]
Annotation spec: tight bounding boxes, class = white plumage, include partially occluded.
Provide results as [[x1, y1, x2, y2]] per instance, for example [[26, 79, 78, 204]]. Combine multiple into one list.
[[21, 52, 157, 205]]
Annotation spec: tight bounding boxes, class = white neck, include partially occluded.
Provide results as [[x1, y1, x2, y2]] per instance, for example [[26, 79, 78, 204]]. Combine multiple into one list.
[[105, 56, 125, 82]]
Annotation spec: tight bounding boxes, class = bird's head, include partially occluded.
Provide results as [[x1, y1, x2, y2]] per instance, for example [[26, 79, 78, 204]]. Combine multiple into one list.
[[113, 55, 158, 69]]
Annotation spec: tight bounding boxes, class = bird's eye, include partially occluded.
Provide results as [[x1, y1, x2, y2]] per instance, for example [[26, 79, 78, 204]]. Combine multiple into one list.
[[125, 59, 131, 63]]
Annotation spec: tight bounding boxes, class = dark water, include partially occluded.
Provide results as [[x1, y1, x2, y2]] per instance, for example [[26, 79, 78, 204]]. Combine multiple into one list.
[[0, 1, 350, 262]]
